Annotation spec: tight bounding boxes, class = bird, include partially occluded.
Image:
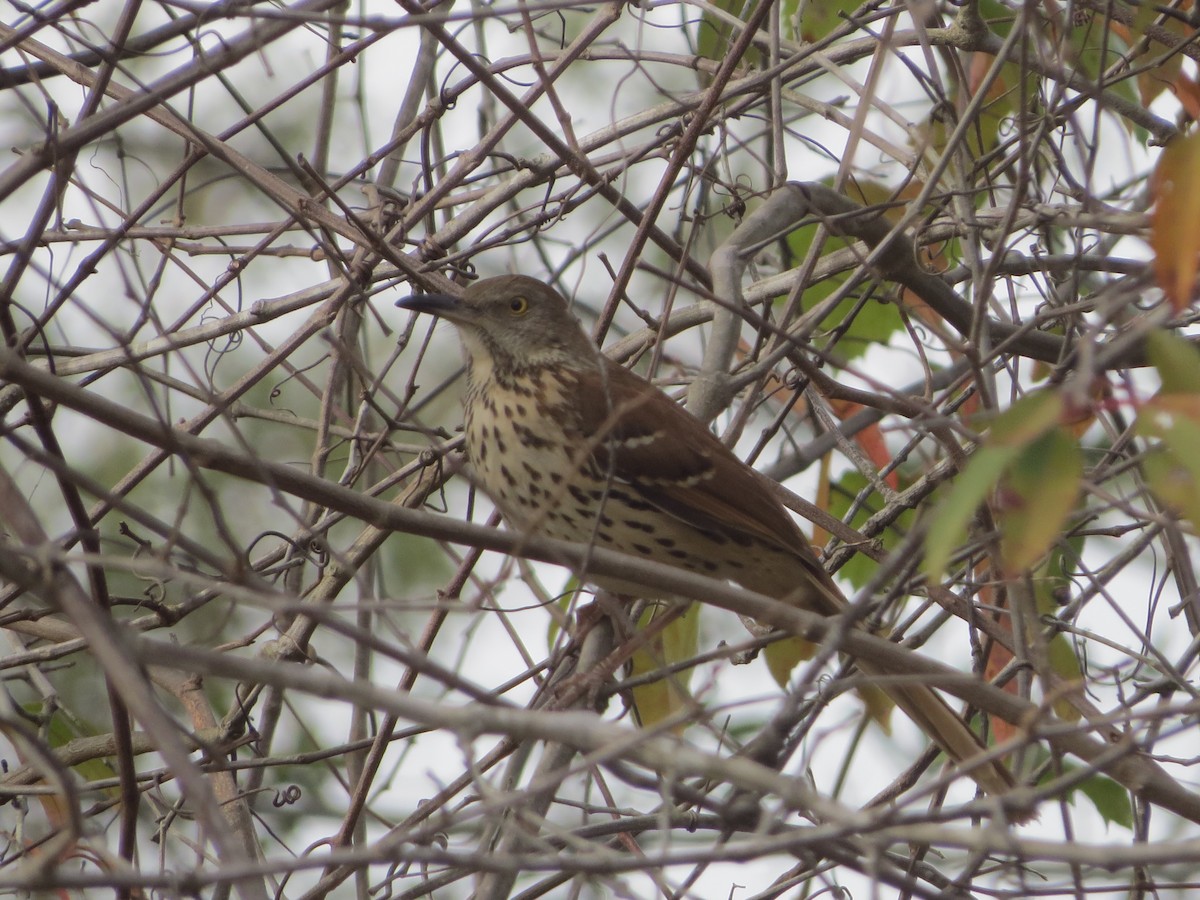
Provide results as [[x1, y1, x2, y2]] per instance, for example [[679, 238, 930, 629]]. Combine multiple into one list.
[[396, 273, 1018, 802]]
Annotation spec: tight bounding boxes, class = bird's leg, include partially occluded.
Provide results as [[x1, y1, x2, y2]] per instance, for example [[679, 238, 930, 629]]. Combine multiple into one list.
[[547, 595, 689, 718], [734, 615, 772, 665], [540, 593, 625, 714]]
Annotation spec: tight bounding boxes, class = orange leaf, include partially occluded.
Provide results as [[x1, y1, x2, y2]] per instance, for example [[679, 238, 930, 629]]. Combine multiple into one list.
[[978, 571, 1019, 745], [1178, 74, 1200, 123], [1061, 377, 1111, 439], [829, 398, 899, 489], [1146, 392, 1200, 420], [1151, 132, 1200, 310]]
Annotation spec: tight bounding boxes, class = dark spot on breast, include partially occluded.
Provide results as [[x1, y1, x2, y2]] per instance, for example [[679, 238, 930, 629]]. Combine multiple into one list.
[[514, 423, 554, 450], [632, 543, 653, 555], [500, 465, 515, 485], [549, 472, 563, 485], [702, 560, 719, 572], [624, 519, 654, 533], [668, 548, 691, 560], [656, 537, 676, 548], [523, 462, 542, 481], [618, 495, 655, 512]]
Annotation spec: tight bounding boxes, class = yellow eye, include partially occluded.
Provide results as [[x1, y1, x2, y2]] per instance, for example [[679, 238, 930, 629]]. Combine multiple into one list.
[[508, 296, 529, 315]]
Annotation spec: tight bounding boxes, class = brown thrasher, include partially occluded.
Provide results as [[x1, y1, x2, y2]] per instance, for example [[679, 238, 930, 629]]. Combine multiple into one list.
[[397, 273, 1017, 801]]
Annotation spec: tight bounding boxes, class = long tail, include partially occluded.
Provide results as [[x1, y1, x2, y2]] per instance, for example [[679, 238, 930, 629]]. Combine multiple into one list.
[[767, 635, 1017, 799], [762, 569, 1025, 813], [873, 669, 1018, 799]]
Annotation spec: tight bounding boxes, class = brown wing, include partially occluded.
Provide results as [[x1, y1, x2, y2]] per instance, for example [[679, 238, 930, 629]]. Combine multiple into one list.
[[580, 365, 1025, 799], [577, 359, 819, 565]]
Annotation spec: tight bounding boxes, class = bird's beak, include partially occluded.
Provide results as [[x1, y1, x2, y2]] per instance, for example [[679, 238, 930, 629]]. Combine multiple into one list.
[[395, 292, 476, 324]]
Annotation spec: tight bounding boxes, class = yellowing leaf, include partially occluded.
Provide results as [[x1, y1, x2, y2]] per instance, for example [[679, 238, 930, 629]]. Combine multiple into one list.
[[1151, 133, 1200, 310], [925, 391, 1071, 580], [1143, 447, 1200, 529], [1146, 393, 1200, 422], [1036, 540, 1085, 722], [1176, 72, 1200, 122], [1047, 633, 1085, 721], [924, 443, 1016, 580], [987, 390, 1066, 445], [1146, 329, 1200, 394], [1137, 370, 1200, 530], [998, 428, 1083, 574], [629, 604, 700, 730]]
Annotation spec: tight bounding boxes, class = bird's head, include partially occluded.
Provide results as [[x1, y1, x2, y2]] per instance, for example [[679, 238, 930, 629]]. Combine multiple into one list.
[[396, 274, 597, 374]]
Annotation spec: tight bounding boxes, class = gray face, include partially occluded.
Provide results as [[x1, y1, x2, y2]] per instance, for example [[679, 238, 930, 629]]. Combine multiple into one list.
[[396, 275, 596, 372]]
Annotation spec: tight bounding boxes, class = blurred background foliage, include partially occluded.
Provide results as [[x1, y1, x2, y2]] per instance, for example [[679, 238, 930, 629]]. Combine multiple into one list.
[[2, 0, 1200, 896]]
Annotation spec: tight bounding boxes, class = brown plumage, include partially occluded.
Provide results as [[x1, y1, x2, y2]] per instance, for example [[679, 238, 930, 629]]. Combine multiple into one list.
[[397, 273, 1018, 802]]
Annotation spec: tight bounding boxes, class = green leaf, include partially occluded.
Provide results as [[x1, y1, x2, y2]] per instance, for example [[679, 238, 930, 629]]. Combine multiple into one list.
[[937, 0, 1038, 158], [1032, 535, 1085, 619], [697, 0, 762, 70], [1031, 537, 1086, 721], [795, 0, 859, 42], [25, 705, 118, 787], [1069, 19, 1139, 123], [1033, 534, 1084, 609], [1077, 772, 1135, 829], [823, 292, 906, 361], [827, 469, 916, 590], [783, 183, 905, 362], [1028, 749, 1135, 829], [978, 0, 1017, 37]]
